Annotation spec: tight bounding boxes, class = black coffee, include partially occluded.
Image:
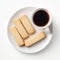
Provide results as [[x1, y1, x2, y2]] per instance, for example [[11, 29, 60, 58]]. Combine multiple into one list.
[[33, 10, 49, 26]]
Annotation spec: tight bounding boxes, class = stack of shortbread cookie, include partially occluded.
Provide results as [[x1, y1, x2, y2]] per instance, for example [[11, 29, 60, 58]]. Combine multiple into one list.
[[9, 15, 46, 47]]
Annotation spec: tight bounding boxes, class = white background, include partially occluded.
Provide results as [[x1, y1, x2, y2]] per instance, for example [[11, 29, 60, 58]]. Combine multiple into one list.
[[0, 0, 60, 60]]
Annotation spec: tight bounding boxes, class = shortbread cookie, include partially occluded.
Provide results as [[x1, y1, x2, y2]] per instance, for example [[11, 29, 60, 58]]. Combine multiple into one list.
[[13, 19, 29, 39], [25, 31, 46, 47], [20, 15, 35, 34], [9, 26, 24, 46]]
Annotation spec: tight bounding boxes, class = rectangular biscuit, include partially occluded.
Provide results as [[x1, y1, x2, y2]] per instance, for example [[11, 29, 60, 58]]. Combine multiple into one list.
[[25, 31, 46, 47], [13, 19, 29, 39], [9, 27, 24, 46], [20, 15, 35, 34]]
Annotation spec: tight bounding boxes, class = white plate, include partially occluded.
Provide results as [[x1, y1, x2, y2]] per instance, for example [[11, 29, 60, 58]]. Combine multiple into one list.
[[7, 7, 53, 54]]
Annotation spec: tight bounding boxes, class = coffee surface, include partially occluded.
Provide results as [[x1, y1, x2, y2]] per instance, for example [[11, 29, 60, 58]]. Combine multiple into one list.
[[33, 10, 49, 26]]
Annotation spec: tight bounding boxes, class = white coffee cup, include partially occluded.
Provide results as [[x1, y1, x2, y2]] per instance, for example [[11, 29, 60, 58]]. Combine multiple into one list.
[[32, 8, 52, 29]]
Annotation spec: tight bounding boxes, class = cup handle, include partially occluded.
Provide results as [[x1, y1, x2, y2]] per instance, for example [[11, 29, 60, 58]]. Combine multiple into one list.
[[42, 27, 51, 34]]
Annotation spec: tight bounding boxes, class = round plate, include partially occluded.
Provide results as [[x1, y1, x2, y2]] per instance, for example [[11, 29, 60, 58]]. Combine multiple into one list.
[[7, 7, 53, 54]]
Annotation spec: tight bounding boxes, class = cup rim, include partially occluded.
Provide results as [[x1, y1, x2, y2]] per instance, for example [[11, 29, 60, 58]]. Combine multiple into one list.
[[32, 8, 52, 29]]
